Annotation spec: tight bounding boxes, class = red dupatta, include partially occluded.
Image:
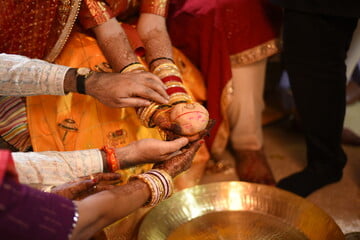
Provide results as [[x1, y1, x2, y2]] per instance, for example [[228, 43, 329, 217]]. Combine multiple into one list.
[[0, 150, 18, 184]]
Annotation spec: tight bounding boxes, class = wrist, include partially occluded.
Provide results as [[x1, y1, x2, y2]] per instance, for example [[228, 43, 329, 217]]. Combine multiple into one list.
[[64, 68, 77, 93], [115, 146, 133, 169], [100, 150, 110, 172], [76, 67, 94, 94]]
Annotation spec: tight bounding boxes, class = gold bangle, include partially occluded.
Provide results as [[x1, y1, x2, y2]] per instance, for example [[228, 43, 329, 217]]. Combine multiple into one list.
[[169, 93, 192, 105], [121, 63, 146, 73], [165, 81, 184, 88], [153, 63, 179, 75], [139, 102, 160, 127]]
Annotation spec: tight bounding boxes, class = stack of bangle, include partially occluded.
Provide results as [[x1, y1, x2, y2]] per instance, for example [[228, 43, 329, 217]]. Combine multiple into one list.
[[137, 102, 164, 128], [101, 146, 120, 172], [130, 169, 174, 207], [153, 63, 192, 105], [120, 62, 147, 73]]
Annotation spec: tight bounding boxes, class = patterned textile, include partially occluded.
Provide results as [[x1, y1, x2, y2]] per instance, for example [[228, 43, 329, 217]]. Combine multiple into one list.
[[0, 97, 30, 152], [79, 0, 169, 29], [0, 0, 79, 62], [0, 53, 68, 96], [13, 149, 103, 187]]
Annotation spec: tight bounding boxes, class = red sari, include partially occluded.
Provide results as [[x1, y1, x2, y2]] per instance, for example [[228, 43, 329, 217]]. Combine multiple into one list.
[[167, 0, 282, 154]]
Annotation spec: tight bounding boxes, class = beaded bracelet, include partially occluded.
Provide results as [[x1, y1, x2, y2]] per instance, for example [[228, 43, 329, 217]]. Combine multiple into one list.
[[101, 146, 120, 172]]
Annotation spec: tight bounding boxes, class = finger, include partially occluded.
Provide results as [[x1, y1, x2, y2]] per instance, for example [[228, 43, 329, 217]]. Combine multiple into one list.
[[135, 86, 169, 105], [164, 150, 182, 160], [94, 172, 122, 181], [142, 76, 169, 100], [71, 179, 96, 195], [161, 137, 189, 155], [93, 185, 116, 193], [116, 97, 151, 108]]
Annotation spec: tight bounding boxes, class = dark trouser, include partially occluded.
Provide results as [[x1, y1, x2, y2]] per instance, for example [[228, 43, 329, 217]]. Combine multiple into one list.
[[283, 10, 358, 172]]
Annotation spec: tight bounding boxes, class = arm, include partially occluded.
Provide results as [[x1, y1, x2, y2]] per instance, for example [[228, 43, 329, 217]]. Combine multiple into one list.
[[0, 52, 168, 106], [1, 140, 201, 240], [13, 138, 189, 186], [91, 18, 139, 72], [71, 140, 202, 240], [137, 13, 174, 70], [0, 53, 68, 96]]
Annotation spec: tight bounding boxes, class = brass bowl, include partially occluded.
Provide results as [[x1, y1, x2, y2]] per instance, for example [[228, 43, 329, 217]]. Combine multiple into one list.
[[138, 181, 344, 240]]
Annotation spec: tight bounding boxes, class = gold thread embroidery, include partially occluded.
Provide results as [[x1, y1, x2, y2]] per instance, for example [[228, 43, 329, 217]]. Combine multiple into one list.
[[230, 39, 280, 67]]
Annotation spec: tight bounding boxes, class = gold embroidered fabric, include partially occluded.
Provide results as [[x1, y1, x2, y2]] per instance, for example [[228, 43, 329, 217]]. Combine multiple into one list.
[[230, 39, 280, 67], [140, 0, 169, 17]]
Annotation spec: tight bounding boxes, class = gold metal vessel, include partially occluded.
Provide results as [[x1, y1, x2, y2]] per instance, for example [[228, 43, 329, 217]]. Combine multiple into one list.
[[138, 181, 344, 240]]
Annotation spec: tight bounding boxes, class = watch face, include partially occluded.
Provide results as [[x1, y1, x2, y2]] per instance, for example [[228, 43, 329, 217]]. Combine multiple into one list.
[[77, 67, 91, 76]]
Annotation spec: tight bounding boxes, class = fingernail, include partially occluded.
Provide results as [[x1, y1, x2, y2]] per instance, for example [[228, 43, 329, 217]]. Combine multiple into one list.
[[92, 178, 98, 183]]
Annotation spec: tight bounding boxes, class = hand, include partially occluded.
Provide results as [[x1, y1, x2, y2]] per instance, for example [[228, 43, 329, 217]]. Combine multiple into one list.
[[51, 172, 121, 200], [86, 71, 169, 108], [153, 139, 203, 178], [116, 137, 189, 168]]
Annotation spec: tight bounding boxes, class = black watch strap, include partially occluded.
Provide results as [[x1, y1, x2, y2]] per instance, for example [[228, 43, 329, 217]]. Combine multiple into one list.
[[76, 74, 86, 94]]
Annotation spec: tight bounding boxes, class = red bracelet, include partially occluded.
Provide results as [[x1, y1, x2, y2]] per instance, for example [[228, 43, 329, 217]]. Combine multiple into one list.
[[161, 75, 183, 84], [166, 86, 187, 95], [101, 146, 119, 172]]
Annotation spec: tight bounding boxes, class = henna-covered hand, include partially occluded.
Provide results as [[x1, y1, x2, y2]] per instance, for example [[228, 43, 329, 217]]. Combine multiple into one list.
[[153, 139, 203, 178], [51, 172, 121, 200]]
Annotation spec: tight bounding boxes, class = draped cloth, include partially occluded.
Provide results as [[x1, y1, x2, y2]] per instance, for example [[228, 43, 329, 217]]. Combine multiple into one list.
[[167, 0, 282, 156], [0, 150, 77, 240]]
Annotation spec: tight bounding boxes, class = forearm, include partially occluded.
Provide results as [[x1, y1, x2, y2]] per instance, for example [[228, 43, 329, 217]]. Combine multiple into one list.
[[92, 18, 138, 72], [72, 179, 150, 240], [137, 13, 174, 70], [0, 53, 69, 96], [13, 149, 104, 187]]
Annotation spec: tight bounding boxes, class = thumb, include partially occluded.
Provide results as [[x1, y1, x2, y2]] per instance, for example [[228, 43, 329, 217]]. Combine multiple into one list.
[[162, 137, 189, 154], [73, 179, 96, 194]]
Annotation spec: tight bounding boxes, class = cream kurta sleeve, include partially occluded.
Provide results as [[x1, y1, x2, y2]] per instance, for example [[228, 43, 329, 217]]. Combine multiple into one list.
[[12, 149, 104, 187], [0, 53, 68, 96]]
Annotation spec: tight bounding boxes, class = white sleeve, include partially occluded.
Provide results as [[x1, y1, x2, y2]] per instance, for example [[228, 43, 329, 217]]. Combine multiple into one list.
[[12, 149, 104, 187], [0, 53, 69, 96]]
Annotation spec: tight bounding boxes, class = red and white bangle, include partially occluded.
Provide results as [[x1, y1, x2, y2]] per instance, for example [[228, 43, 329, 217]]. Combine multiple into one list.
[[129, 169, 174, 207]]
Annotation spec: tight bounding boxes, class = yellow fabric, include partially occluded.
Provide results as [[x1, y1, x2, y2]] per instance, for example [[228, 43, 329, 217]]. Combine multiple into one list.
[[26, 31, 208, 182]]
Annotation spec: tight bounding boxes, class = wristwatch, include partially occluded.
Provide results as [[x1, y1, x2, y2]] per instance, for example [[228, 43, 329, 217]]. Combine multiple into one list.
[[76, 67, 93, 94]]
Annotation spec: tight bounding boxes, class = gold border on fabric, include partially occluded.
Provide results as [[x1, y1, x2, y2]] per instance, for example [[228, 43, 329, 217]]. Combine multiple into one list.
[[45, 0, 82, 62], [210, 81, 232, 159], [230, 39, 280, 68]]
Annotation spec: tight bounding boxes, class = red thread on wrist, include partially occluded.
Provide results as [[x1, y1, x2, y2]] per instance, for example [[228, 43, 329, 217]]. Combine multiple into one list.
[[101, 146, 119, 172]]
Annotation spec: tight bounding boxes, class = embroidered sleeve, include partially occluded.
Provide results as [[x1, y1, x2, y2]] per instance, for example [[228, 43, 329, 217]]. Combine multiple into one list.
[[79, 0, 115, 29], [12, 149, 104, 187], [140, 0, 169, 17], [0, 53, 68, 96]]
